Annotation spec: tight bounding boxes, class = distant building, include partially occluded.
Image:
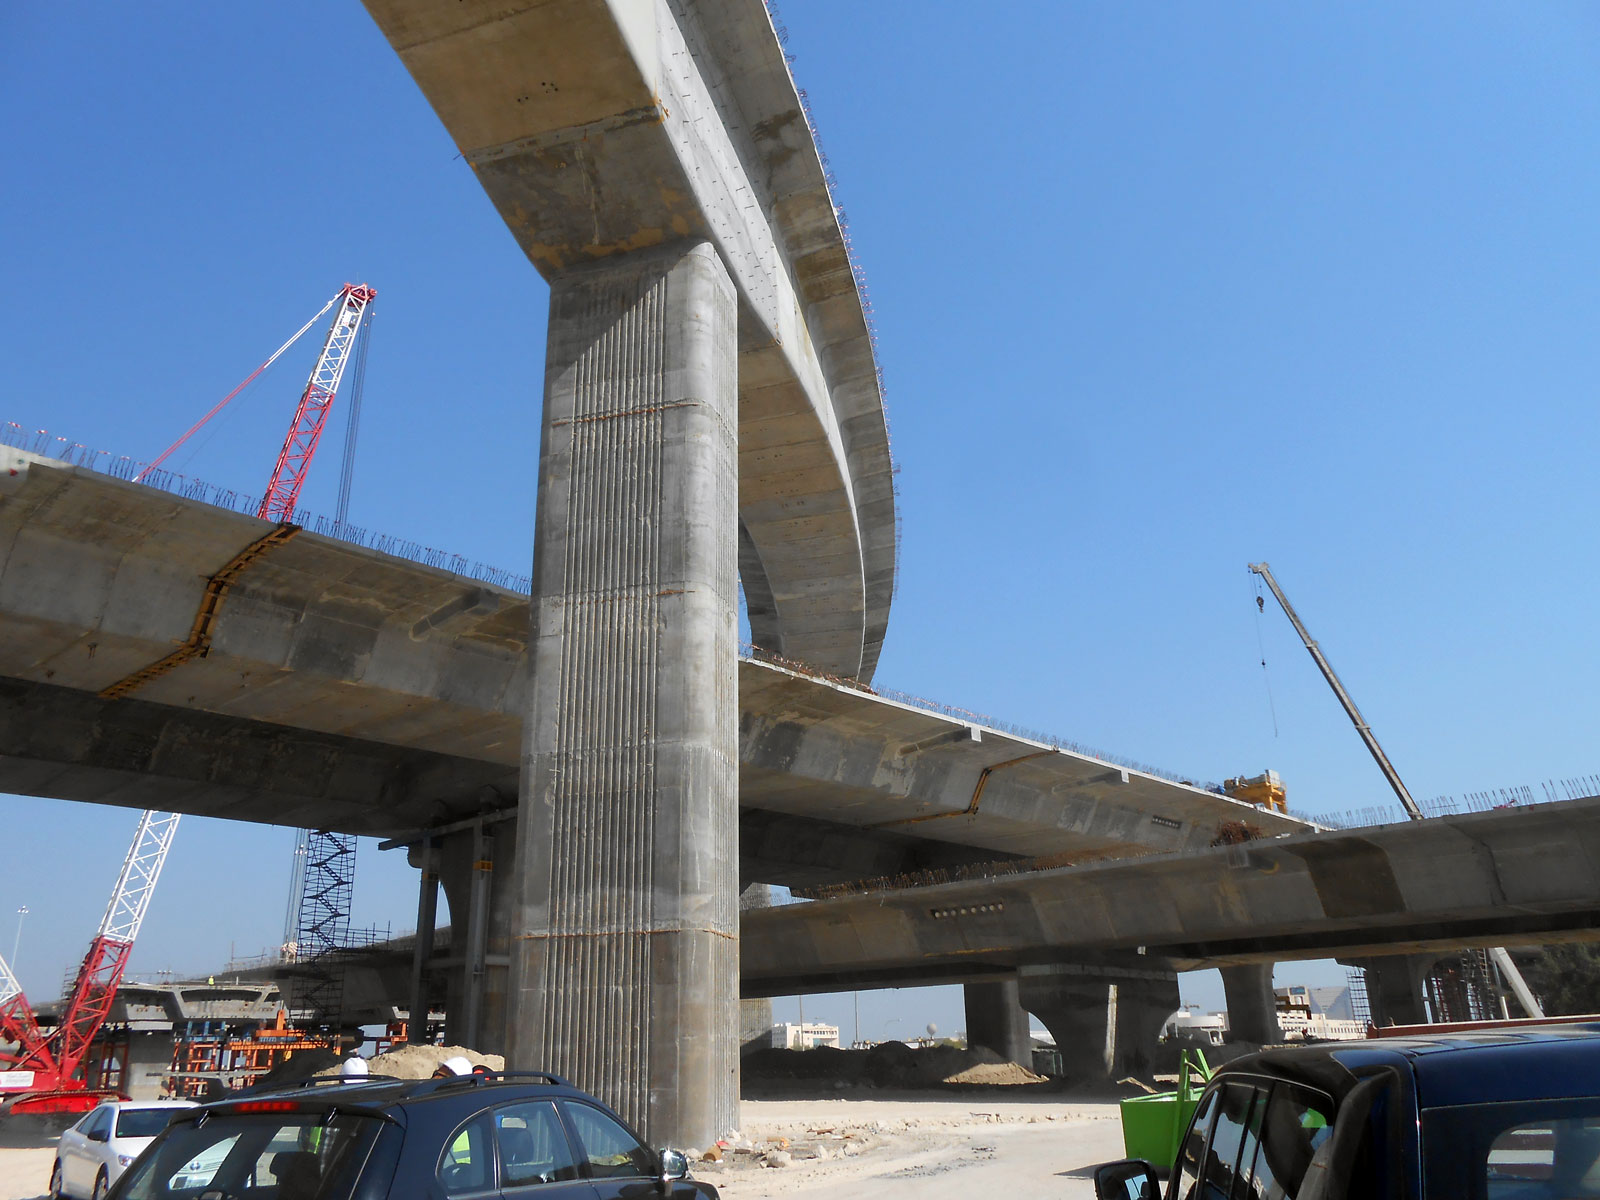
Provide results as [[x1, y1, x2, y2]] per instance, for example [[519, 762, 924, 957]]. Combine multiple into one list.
[[1275, 985, 1365, 1041], [1166, 1006, 1227, 1046], [770, 1022, 840, 1050]]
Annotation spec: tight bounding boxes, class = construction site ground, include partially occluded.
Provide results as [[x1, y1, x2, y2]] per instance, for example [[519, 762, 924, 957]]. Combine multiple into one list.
[[0, 1094, 1125, 1200]]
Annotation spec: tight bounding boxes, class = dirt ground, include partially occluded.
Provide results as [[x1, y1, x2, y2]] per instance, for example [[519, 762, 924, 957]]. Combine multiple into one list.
[[0, 1094, 1127, 1200]]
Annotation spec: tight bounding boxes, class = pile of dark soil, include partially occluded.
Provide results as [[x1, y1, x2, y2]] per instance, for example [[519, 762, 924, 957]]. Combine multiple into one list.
[[742, 1041, 1046, 1093]]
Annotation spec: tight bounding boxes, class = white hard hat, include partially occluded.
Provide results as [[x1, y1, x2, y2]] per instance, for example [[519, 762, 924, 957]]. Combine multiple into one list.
[[341, 1056, 369, 1077], [442, 1056, 472, 1077]]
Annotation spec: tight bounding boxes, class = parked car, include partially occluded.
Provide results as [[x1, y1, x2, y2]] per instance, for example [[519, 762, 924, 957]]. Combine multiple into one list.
[[108, 1071, 716, 1200], [51, 1101, 197, 1200], [1094, 1023, 1600, 1199]]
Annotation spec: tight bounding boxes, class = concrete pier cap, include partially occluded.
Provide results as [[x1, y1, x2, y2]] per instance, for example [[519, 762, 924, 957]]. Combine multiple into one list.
[[363, 0, 897, 681]]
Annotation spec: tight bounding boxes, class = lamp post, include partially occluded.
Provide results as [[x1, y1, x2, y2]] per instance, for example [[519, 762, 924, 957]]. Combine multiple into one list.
[[10, 905, 27, 968]]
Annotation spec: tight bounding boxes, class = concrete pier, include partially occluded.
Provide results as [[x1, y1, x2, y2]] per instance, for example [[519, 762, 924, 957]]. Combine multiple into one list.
[[508, 241, 740, 1147], [1348, 954, 1435, 1027], [1220, 963, 1283, 1045], [1019, 963, 1177, 1081], [963, 980, 1032, 1065]]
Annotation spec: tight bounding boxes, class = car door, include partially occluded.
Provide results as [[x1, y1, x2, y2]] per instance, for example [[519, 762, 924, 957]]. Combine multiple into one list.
[[1170, 1077, 1337, 1200], [57, 1110, 91, 1196], [557, 1101, 695, 1200], [67, 1107, 112, 1196], [491, 1099, 596, 1200]]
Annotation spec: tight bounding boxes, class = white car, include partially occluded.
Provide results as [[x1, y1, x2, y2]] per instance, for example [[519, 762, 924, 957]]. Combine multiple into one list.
[[50, 1101, 197, 1200]]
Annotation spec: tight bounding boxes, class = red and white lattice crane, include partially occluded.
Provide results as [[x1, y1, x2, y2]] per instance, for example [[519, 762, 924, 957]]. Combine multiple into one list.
[[137, 282, 377, 523], [0, 811, 180, 1112]]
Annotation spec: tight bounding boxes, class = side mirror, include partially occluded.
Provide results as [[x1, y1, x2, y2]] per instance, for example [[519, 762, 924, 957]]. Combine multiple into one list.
[[658, 1149, 689, 1183], [1093, 1159, 1159, 1200], [87, 1127, 110, 1143]]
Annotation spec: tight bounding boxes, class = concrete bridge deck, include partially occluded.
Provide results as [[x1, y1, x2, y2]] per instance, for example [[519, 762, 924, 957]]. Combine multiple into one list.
[[741, 795, 1600, 992], [0, 450, 1304, 888]]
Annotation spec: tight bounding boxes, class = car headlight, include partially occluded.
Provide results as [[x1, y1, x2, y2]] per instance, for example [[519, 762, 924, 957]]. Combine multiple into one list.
[[117, 1155, 134, 1166]]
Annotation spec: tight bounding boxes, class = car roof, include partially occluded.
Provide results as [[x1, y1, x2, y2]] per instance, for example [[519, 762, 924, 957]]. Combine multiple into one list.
[[203, 1072, 589, 1113], [1221, 1023, 1600, 1109], [97, 1100, 197, 1111]]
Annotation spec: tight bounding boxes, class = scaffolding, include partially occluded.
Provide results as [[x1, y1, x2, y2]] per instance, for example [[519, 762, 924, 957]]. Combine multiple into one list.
[[166, 1010, 336, 1099], [1424, 950, 1504, 1024], [282, 830, 358, 1028]]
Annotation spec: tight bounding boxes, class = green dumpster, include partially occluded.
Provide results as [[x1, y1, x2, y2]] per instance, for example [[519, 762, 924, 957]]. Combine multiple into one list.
[[1119, 1048, 1212, 1168]]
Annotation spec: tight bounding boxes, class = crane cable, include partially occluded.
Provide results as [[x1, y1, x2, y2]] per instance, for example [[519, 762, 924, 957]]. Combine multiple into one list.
[[1252, 575, 1280, 737], [335, 309, 373, 527]]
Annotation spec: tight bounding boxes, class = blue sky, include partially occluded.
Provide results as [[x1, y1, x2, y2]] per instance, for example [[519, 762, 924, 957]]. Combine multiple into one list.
[[3, 2, 1598, 1040]]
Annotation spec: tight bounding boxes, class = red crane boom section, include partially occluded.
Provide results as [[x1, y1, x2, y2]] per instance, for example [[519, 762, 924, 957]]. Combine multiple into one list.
[[258, 284, 376, 522]]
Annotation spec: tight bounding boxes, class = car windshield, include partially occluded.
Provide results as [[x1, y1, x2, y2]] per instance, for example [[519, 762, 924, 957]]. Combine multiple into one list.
[[116, 1111, 378, 1200], [116, 1110, 183, 1140], [1423, 1098, 1600, 1199]]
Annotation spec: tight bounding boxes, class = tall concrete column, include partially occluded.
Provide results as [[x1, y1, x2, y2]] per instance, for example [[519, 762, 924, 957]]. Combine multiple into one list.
[[509, 240, 740, 1148], [1221, 964, 1283, 1045], [964, 980, 1032, 1064], [1019, 962, 1178, 1081]]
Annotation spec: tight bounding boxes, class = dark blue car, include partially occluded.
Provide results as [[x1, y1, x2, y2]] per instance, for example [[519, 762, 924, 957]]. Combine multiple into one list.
[[110, 1072, 716, 1200], [1096, 1023, 1600, 1199]]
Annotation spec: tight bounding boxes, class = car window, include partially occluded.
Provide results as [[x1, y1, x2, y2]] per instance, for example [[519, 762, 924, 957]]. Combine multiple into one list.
[[439, 1113, 495, 1196], [84, 1108, 112, 1138], [1204, 1083, 1262, 1200], [1487, 1115, 1600, 1196], [117, 1109, 181, 1140], [561, 1103, 656, 1180], [1175, 1087, 1221, 1200], [1243, 1083, 1335, 1200], [494, 1101, 581, 1188], [1424, 1099, 1600, 1198], [120, 1113, 373, 1200]]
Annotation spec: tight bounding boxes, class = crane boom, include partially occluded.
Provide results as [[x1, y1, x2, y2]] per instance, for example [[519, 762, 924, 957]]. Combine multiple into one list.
[[1248, 562, 1544, 1018], [258, 284, 376, 523], [1248, 562, 1423, 821], [0, 810, 180, 1108]]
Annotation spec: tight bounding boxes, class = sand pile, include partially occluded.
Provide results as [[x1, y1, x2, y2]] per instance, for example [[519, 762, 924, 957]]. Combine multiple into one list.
[[352, 1044, 506, 1079], [942, 1061, 1047, 1086]]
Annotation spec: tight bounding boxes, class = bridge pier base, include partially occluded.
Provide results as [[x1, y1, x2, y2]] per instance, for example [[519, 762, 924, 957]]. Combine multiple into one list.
[[509, 240, 741, 1148], [1221, 963, 1283, 1045], [1344, 954, 1436, 1027], [964, 980, 1032, 1064], [1019, 962, 1177, 1080]]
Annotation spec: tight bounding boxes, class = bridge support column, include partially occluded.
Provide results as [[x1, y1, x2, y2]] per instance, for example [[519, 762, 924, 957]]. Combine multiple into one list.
[[1345, 954, 1435, 1028], [1221, 964, 1283, 1045], [436, 823, 515, 1054], [510, 240, 741, 1148], [739, 885, 775, 1055], [406, 837, 439, 1040], [964, 980, 1032, 1064], [1019, 962, 1177, 1081]]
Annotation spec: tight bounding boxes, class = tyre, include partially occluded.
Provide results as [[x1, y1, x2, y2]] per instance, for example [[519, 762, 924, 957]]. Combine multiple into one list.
[[92, 1169, 107, 1200], [48, 1162, 64, 1200]]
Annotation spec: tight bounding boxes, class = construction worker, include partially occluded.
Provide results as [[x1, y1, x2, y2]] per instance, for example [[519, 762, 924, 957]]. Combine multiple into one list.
[[431, 1055, 472, 1080]]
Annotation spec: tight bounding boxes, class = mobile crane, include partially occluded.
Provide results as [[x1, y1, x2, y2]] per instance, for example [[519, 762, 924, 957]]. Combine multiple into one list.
[[1248, 562, 1544, 1020], [0, 811, 181, 1112]]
